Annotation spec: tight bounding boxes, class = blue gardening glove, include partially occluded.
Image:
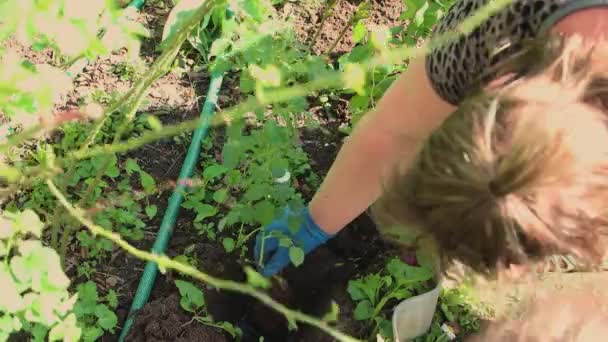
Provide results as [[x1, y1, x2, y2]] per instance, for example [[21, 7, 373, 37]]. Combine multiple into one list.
[[254, 206, 334, 277]]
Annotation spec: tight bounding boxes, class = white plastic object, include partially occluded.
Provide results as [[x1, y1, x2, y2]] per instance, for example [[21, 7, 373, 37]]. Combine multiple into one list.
[[274, 170, 291, 184], [392, 282, 441, 341]]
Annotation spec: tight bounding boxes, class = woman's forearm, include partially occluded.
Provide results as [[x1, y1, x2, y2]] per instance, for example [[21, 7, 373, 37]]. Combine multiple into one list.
[[308, 112, 421, 234], [307, 59, 455, 235]]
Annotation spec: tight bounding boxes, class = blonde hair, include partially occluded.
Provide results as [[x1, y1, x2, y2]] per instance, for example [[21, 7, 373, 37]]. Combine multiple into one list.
[[373, 35, 608, 274]]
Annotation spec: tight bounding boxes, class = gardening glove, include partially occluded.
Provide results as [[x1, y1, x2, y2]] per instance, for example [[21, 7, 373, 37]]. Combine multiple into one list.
[[254, 206, 334, 277]]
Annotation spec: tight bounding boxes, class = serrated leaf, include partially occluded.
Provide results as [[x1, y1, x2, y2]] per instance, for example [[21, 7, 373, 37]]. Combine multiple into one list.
[[253, 200, 275, 225], [145, 205, 157, 219], [95, 305, 117, 331], [105, 290, 118, 309], [288, 246, 304, 267], [244, 184, 266, 202], [78, 281, 99, 304]]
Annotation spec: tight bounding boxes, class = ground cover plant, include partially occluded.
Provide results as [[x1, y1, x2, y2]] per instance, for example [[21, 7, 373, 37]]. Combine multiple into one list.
[[0, 0, 515, 341]]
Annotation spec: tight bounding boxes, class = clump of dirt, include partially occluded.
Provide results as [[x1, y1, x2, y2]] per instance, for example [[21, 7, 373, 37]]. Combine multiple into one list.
[[281, 0, 405, 55], [126, 293, 230, 342]]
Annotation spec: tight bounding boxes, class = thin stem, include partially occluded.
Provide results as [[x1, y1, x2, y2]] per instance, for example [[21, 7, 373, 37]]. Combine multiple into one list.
[[327, 23, 351, 55], [46, 179, 362, 342], [308, 0, 337, 51]]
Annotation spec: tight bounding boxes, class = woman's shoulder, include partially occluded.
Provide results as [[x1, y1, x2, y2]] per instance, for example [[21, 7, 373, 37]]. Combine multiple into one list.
[[425, 0, 600, 105]]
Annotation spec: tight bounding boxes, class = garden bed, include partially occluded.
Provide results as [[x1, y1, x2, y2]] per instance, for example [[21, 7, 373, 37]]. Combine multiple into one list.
[[0, 0, 491, 341], [113, 1, 404, 340]]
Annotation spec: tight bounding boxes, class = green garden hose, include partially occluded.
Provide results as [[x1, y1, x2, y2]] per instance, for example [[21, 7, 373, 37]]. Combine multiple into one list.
[[128, 0, 146, 10], [117, 71, 225, 341]]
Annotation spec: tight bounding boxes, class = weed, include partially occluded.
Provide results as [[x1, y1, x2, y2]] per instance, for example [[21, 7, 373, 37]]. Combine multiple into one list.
[[175, 279, 242, 339]]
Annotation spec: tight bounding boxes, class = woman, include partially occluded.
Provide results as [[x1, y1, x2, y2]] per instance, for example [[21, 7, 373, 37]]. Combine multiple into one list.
[[254, 1, 608, 276]]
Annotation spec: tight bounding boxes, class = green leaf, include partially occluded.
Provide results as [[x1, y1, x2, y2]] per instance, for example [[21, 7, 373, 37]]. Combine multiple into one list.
[[81, 326, 103, 342], [95, 304, 118, 331], [203, 164, 229, 180], [78, 281, 99, 303], [175, 280, 205, 312], [222, 237, 235, 253], [347, 281, 367, 301], [145, 205, 158, 219], [161, 0, 202, 45], [218, 321, 241, 338], [352, 21, 367, 43], [244, 266, 271, 289], [414, 1, 430, 26], [287, 214, 303, 234], [193, 204, 218, 222], [253, 200, 275, 225], [244, 184, 266, 202], [376, 317, 394, 340], [105, 290, 118, 309], [222, 143, 242, 169], [242, 0, 269, 22], [401, 0, 426, 20], [125, 158, 141, 175], [353, 300, 374, 320], [288, 246, 305, 267], [239, 69, 255, 94], [213, 189, 229, 203], [209, 37, 232, 57], [140, 171, 156, 194]]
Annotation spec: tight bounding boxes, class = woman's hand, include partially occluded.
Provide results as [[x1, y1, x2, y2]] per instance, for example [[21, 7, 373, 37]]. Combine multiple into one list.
[[254, 206, 334, 277]]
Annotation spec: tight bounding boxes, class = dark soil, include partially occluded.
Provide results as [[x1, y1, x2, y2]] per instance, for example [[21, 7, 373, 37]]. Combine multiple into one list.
[[126, 293, 230, 342], [281, 0, 405, 55]]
